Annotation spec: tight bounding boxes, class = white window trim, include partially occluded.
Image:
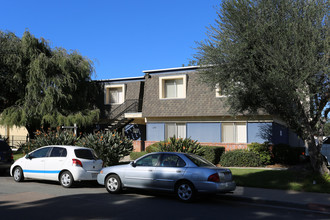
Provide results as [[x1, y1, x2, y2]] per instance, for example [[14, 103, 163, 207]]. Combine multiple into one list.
[[159, 75, 187, 99], [215, 83, 226, 98], [165, 123, 186, 139], [221, 122, 247, 143], [104, 84, 126, 105]]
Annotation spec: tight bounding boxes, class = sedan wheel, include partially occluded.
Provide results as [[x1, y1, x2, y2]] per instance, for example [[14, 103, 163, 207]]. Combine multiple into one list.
[[105, 175, 122, 194], [176, 181, 195, 202], [60, 171, 74, 188], [13, 167, 24, 182]]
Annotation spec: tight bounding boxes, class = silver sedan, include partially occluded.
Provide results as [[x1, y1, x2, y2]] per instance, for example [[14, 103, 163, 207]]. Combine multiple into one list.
[[97, 152, 236, 202]]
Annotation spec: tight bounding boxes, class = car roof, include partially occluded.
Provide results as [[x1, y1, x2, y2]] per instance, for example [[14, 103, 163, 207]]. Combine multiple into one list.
[[39, 145, 91, 150]]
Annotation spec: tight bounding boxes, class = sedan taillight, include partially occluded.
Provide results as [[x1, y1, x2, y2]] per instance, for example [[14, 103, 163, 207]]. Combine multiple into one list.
[[72, 159, 83, 167], [208, 173, 220, 182]]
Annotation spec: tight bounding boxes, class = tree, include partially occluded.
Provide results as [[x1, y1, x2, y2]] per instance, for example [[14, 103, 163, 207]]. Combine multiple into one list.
[[0, 30, 99, 136], [325, 121, 330, 136], [195, 0, 329, 174]]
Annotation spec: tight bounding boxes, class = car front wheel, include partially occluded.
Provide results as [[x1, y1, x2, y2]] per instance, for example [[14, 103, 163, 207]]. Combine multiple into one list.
[[60, 171, 74, 188], [13, 166, 24, 182], [105, 174, 122, 194], [175, 181, 195, 202]]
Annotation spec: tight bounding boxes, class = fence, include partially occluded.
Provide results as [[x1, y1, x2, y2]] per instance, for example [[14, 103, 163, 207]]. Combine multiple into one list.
[[0, 135, 29, 147]]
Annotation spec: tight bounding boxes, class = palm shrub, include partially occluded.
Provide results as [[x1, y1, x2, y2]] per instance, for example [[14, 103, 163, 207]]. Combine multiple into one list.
[[157, 136, 204, 156], [248, 142, 272, 165], [78, 131, 133, 166]]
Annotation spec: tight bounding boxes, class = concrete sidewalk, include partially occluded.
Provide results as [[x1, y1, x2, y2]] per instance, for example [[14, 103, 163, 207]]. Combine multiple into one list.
[[219, 186, 330, 214]]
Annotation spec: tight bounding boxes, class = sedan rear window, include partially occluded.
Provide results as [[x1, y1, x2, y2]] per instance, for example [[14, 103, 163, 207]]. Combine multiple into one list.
[[186, 154, 215, 167], [74, 149, 97, 160]]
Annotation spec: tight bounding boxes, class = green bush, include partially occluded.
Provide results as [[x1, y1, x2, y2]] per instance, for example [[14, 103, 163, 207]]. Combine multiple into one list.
[[145, 144, 160, 153], [20, 129, 79, 153], [201, 146, 225, 165], [78, 131, 133, 166], [220, 149, 263, 167], [272, 144, 305, 165], [157, 136, 204, 156], [248, 142, 272, 165], [130, 151, 148, 160]]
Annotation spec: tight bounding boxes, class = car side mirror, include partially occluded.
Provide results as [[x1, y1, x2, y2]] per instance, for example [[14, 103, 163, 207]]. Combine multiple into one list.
[[131, 161, 136, 167], [25, 154, 32, 160]]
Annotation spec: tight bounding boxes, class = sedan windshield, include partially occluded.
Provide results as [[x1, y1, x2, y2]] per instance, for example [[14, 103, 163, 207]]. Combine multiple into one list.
[[185, 154, 215, 167]]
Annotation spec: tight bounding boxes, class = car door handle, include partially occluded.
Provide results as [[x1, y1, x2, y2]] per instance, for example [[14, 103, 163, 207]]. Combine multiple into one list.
[[148, 169, 153, 172], [176, 170, 182, 173]]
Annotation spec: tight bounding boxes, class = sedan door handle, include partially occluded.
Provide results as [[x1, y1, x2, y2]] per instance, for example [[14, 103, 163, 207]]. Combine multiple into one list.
[[148, 169, 153, 172], [176, 170, 182, 173]]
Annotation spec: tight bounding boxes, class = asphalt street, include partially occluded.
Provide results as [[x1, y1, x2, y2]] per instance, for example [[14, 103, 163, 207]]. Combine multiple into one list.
[[0, 175, 329, 220]]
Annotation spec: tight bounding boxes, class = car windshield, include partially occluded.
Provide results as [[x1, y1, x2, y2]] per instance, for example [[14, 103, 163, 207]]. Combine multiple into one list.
[[74, 149, 97, 160], [185, 154, 215, 167]]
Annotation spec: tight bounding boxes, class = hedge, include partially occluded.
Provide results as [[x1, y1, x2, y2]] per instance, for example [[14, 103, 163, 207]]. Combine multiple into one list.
[[201, 146, 225, 165], [220, 149, 263, 167]]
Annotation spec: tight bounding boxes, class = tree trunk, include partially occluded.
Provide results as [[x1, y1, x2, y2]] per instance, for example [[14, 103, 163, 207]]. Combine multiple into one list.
[[306, 135, 329, 175], [26, 124, 37, 140]]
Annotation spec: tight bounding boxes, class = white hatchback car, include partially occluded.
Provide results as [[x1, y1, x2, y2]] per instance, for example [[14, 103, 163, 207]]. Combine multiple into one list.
[[10, 145, 103, 187]]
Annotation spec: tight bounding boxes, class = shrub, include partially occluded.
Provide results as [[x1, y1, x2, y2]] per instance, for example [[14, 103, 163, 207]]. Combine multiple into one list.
[[220, 149, 263, 167], [248, 142, 272, 165], [272, 144, 305, 165], [201, 146, 225, 165], [145, 144, 160, 153], [130, 151, 148, 160], [157, 136, 204, 156], [21, 129, 79, 153], [78, 131, 133, 166]]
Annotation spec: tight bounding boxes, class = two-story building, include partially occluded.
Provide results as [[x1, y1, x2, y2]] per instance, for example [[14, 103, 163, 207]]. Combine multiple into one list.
[[97, 66, 303, 152]]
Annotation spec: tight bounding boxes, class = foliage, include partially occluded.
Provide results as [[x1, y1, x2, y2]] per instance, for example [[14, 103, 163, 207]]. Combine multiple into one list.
[[195, 0, 329, 174], [19, 129, 79, 153], [201, 146, 225, 165], [145, 144, 161, 153], [324, 122, 330, 136], [0, 30, 99, 136], [272, 144, 305, 165], [78, 131, 133, 166], [130, 151, 148, 160], [248, 142, 272, 165], [220, 149, 263, 167], [156, 136, 204, 156]]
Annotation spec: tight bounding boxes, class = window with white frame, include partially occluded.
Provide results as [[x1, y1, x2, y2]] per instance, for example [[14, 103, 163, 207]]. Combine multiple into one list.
[[159, 75, 186, 99], [215, 83, 225, 97], [165, 123, 186, 139], [221, 122, 247, 143], [105, 84, 125, 104]]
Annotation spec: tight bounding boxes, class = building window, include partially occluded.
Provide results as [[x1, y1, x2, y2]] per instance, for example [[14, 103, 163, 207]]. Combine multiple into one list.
[[165, 123, 186, 139], [159, 75, 187, 99], [222, 122, 247, 143], [105, 84, 125, 104], [215, 83, 225, 97]]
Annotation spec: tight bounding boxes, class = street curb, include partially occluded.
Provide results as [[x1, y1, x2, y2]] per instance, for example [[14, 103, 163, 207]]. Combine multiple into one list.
[[217, 194, 330, 215]]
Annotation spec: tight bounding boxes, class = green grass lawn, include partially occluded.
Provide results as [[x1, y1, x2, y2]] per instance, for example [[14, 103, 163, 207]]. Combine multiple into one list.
[[231, 168, 330, 194], [13, 152, 24, 161]]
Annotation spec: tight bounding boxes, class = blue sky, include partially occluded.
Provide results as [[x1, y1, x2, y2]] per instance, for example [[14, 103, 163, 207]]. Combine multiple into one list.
[[0, 0, 220, 80]]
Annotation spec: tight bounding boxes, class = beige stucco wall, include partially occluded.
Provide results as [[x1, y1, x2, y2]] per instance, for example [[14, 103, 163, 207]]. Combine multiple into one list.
[[0, 125, 28, 146]]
